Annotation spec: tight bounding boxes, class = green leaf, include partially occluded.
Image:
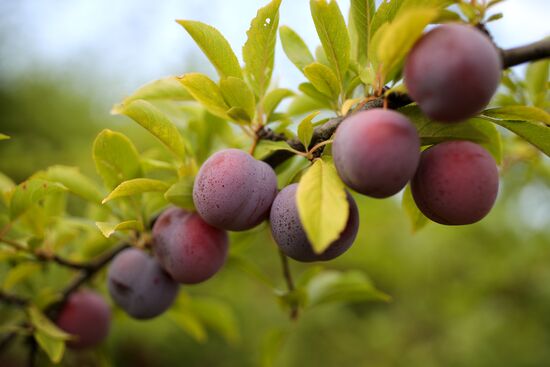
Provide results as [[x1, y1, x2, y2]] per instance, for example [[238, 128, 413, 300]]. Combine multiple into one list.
[[483, 106, 550, 126], [260, 328, 288, 367], [297, 111, 319, 149], [242, 0, 282, 97], [263, 88, 294, 119], [113, 77, 192, 110], [35, 331, 65, 364], [377, 7, 439, 80], [298, 83, 334, 109], [164, 177, 195, 210], [45, 165, 103, 204], [28, 307, 72, 340], [95, 220, 143, 238], [297, 158, 348, 253], [0, 133, 10, 140], [2, 263, 42, 291], [287, 94, 326, 116], [525, 60, 549, 107], [306, 270, 390, 307], [9, 179, 67, 219], [169, 310, 207, 343], [370, 0, 405, 41], [103, 178, 169, 204], [190, 298, 241, 345], [400, 105, 503, 163], [179, 73, 230, 119], [310, 0, 350, 89], [349, 0, 375, 65], [253, 140, 301, 160], [482, 117, 550, 157], [402, 184, 429, 232], [227, 107, 252, 124], [177, 20, 243, 79], [220, 77, 256, 122], [303, 62, 341, 99], [279, 26, 314, 71], [93, 129, 143, 190], [114, 99, 188, 160]]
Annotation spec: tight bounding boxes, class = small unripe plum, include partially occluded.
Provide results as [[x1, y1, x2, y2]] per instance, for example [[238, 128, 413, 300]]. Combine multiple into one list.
[[411, 140, 499, 225], [107, 248, 178, 319], [56, 290, 111, 349], [193, 149, 278, 231], [270, 184, 359, 262], [333, 109, 420, 198], [152, 207, 229, 284], [404, 23, 502, 122]]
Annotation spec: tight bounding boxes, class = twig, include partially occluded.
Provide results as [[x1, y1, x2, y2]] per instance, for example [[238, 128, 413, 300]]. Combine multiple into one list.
[[0, 291, 29, 307], [501, 38, 550, 69], [278, 250, 298, 320]]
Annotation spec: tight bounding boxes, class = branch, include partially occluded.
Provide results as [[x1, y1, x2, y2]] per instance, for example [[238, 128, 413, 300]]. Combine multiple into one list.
[[0, 291, 28, 307], [262, 39, 549, 168]]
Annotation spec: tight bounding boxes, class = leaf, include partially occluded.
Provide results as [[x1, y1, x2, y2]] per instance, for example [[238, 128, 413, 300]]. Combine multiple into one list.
[[349, 0, 375, 65], [242, 0, 282, 97], [28, 307, 72, 340], [113, 77, 192, 110], [253, 140, 300, 160], [93, 129, 143, 190], [377, 7, 439, 80], [0, 133, 10, 140], [310, 0, 350, 89], [220, 77, 256, 122], [169, 310, 207, 343], [177, 20, 243, 79], [45, 165, 103, 204], [303, 62, 340, 99], [164, 177, 195, 210], [179, 73, 230, 119], [190, 298, 241, 345], [9, 179, 67, 219], [370, 0, 405, 41], [35, 331, 65, 364], [483, 106, 550, 126], [95, 220, 143, 238], [2, 263, 42, 291], [103, 178, 169, 203], [525, 60, 549, 107], [402, 184, 429, 232], [400, 105, 503, 163], [287, 94, 326, 116], [114, 99, 188, 160], [227, 107, 252, 124], [279, 26, 314, 71], [297, 158, 348, 253], [298, 83, 334, 109], [306, 270, 390, 307], [297, 111, 319, 149], [263, 88, 294, 119], [260, 328, 288, 367]]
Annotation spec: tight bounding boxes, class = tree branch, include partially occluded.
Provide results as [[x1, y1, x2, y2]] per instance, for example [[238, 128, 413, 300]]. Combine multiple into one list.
[[0, 291, 29, 307], [262, 39, 549, 168]]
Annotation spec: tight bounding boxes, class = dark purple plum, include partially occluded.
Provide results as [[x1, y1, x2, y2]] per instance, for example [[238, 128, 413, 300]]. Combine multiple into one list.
[[56, 290, 111, 349], [152, 207, 229, 284], [411, 140, 499, 225], [270, 184, 359, 262], [107, 248, 178, 319], [193, 149, 278, 231], [405, 23, 502, 122], [333, 109, 420, 198]]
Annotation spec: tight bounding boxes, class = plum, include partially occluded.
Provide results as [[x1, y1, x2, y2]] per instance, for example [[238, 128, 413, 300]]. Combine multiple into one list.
[[270, 183, 359, 262], [193, 149, 278, 231], [333, 109, 420, 198]]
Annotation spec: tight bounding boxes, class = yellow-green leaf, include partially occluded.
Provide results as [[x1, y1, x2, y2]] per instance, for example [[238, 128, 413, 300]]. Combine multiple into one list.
[[3, 263, 42, 291], [349, 0, 375, 65], [168, 310, 207, 343], [9, 179, 67, 219], [114, 99, 188, 160], [179, 73, 229, 119], [253, 140, 301, 160], [370, 0, 405, 39], [95, 220, 143, 238], [113, 77, 192, 111], [45, 165, 103, 204], [92, 129, 143, 190], [28, 307, 72, 340], [263, 88, 294, 120], [310, 0, 350, 89], [525, 60, 549, 107], [402, 184, 429, 232], [483, 117, 550, 158], [297, 158, 349, 253], [177, 20, 243, 79], [0, 133, 10, 140], [297, 111, 320, 149], [303, 62, 340, 99], [103, 178, 169, 204], [220, 77, 256, 122], [165, 178, 195, 210], [483, 106, 550, 126], [189, 298, 241, 345], [243, 0, 282, 97], [35, 331, 65, 364], [279, 26, 314, 71]]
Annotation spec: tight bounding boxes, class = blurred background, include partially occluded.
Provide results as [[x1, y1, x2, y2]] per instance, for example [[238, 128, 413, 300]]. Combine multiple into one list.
[[1, 0, 550, 366]]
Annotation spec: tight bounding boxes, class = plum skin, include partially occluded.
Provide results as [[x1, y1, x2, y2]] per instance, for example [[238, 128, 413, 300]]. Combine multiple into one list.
[[107, 248, 178, 320], [404, 23, 502, 123], [152, 207, 229, 284], [411, 140, 499, 225], [193, 148, 278, 231], [56, 290, 111, 349], [332, 109, 420, 198], [269, 183, 359, 262]]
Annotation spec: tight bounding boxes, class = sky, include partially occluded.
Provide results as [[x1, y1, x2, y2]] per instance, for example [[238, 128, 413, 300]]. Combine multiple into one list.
[[1, 0, 549, 103]]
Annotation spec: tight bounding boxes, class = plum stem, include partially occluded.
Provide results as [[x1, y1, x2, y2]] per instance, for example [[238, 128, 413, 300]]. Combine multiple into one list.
[[278, 250, 299, 320]]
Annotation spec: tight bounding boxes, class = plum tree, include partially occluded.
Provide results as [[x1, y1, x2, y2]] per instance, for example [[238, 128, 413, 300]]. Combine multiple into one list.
[[107, 248, 178, 319], [193, 148, 278, 231], [404, 24, 502, 122], [270, 184, 359, 262], [152, 207, 229, 284], [411, 140, 499, 225], [333, 109, 420, 198], [56, 290, 111, 349]]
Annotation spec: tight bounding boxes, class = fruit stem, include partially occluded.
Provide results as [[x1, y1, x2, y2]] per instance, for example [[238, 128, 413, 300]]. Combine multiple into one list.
[[278, 250, 298, 320]]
